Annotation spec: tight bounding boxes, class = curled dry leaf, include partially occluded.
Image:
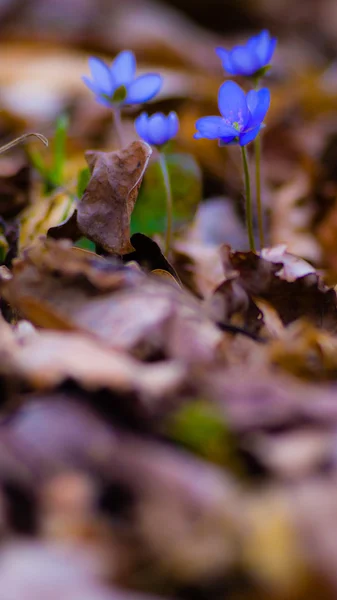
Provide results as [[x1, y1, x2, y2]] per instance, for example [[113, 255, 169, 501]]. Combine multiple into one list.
[[77, 141, 152, 255], [214, 246, 337, 333], [151, 269, 181, 288], [46, 208, 82, 243], [210, 276, 263, 335], [124, 233, 180, 282], [261, 244, 316, 282]]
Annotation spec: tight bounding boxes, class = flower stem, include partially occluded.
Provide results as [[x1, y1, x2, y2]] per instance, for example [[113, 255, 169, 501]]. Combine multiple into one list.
[[254, 133, 264, 248], [253, 77, 264, 249], [158, 151, 173, 256], [241, 146, 255, 252], [112, 107, 126, 148]]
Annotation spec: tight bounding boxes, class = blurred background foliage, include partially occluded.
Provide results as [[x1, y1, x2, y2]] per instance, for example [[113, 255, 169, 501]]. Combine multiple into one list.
[[2, 0, 337, 266]]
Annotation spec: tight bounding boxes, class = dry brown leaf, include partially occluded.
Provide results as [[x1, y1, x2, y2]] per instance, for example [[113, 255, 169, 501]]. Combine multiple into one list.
[[241, 489, 309, 597], [217, 246, 337, 332], [174, 240, 224, 299], [125, 233, 180, 281], [269, 320, 337, 380], [0, 539, 167, 600], [261, 244, 316, 282], [1, 328, 186, 406], [246, 429, 334, 479], [316, 199, 337, 277], [77, 141, 152, 255], [25, 238, 144, 291], [1, 238, 222, 361], [151, 269, 181, 287], [0, 160, 30, 219], [47, 208, 82, 242], [0, 396, 241, 585], [289, 478, 337, 595], [19, 188, 75, 250], [197, 362, 337, 433]]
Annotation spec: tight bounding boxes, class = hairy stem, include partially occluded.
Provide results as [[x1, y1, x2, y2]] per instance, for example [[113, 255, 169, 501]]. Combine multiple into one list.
[[253, 77, 265, 248], [112, 107, 126, 148], [241, 146, 255, 252], [254, 133, 264, 248], [158, 151, 173, 256]]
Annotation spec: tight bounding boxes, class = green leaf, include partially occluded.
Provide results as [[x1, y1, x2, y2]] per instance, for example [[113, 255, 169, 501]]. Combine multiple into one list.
[[27, 148, 50, 183], [74, 237, 96, 252], [27, 114, 69, 194], [77, 167, 91, 198], [50, 114, 69, 188], [131, 152, 202, 236], [165, 400, 236, 465]]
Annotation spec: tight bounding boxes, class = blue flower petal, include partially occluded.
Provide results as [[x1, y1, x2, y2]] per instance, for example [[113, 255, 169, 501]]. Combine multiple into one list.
[[168, 112, 179, 138], [246, 33, 261, 52], [215, 48, 236, 74], [239, 124, 262, 146], [195, 116, 237, 140], [254, 30, 273, 64], [218, 81, 249, 128], [126, 74, 162, 104], [246, 88, 270, 128], [88, 57, 114, 95], [111, 50, 136, 86], [234, 30, 276, 72], [264, 36, 277, 64], [229, 47, 260, 76], [135, 112, 149, 141], [82, 76, 100, 95], [148, 113, 170, 145]]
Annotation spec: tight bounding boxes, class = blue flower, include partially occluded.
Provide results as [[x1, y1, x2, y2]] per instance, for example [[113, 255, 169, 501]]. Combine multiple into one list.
[[135, 112, 179, 147], [216, 30, 276, 77], [82, 50, 162, 107], [194, 80, 270, 146]]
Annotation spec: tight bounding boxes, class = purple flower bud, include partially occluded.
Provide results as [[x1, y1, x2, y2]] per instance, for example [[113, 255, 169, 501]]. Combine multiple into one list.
[[216, 30, 277, 77], [135, 112, 179, 147]]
